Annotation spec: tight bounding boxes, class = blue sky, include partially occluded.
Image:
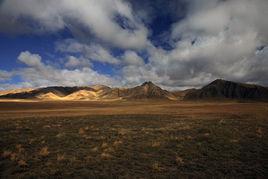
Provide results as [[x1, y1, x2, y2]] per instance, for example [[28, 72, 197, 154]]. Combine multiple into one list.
[[0, 0, 267, 90]]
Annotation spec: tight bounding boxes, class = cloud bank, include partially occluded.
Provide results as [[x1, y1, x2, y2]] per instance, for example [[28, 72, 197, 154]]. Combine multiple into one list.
[[0, 0, 267, 90], [16, 51, 119, 87], [0, 0, 148, 49]]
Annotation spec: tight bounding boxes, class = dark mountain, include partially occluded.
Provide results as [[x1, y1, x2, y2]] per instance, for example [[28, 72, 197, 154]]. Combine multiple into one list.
[[184, 79, 268, 101]]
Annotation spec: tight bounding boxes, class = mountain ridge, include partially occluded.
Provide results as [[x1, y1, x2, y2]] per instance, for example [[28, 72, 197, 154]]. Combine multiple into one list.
[[0, 81, 176, 101], [0, 80, 268, 101]]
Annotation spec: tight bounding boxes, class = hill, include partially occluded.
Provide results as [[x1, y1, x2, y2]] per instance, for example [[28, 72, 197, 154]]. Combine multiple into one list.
[[118, 82, 177, 100], [0, 86, 93, 100], [0, 88, 33, 96]]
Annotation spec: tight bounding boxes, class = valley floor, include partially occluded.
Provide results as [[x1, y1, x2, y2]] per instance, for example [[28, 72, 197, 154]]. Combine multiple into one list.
[[0, 101, 267, 177]]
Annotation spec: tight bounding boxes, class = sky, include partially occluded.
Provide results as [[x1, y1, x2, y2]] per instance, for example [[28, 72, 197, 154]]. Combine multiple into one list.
[[0, 0, 267, 90]]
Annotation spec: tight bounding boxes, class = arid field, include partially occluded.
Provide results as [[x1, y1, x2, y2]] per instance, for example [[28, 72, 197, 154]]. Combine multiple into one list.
[[0, 100, 268, 178]]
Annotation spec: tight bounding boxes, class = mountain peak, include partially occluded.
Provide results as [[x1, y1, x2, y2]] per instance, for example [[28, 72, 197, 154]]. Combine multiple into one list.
[[214, 79, 224, 82], [141, 81, 155, 86], [206, 79, 229, 87], [211, 79, 226, 83]]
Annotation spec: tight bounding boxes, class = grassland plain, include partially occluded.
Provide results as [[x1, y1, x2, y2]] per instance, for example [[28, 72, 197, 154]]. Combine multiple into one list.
[[0, 101, 268, 178]]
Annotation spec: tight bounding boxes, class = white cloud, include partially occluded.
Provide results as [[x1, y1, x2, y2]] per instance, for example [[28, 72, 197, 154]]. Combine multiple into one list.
[[65, 56, 91, 68], [56, 39, 120, 65], [1, 0, 268, 89], [15, 51, 119, 87], [0, 0, 148, 49], [122, 51, 144, 66], [18, 51, 43, 67], [0, 82, 33, 90], [141, 0, 268, 88], [0, 70, 13, 82], [88, 45, 120, 64]]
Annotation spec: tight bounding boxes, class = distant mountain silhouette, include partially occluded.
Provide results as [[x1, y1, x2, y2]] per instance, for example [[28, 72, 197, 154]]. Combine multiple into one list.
[[1, 80, 267, 101], [184, 79, 268, 101]]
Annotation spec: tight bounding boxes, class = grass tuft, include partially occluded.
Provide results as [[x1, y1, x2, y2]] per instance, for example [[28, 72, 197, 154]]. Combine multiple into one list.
[[152, 162, 164, 172], [39, 147, 49, 157], [56, 154, 65, 161], [100, 152, 112, 159], [17, 159, 27, 167]]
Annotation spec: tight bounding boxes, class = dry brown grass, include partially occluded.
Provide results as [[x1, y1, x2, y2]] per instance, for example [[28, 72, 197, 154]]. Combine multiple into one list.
[[56, 132, 65, 138], [230, 139, 239, 143], [39, 147, 49, 157], [203, 133, 210, 137], [103, 147, 114, 153], [151, 141, 161, 148], [78, 128, 86, 135], [113, 140, 123, 147], [91, 147, 98, 152], [28, 138, 35, 144], [56, 154, 65, 161], [152, 162, 164, 172], [2, 151, 12, 158], [0, 100, 266, 119], [100, 152, 112, 159], [175, 156, 184, 165], [10, 153, 17, 161], [0, 101, 267, 178], [17, 159, 27, 167], [16, 144, 24, 153], [256, 127, 263, 138], [118, 128, 129, 136], [101, 142, 108, 149]]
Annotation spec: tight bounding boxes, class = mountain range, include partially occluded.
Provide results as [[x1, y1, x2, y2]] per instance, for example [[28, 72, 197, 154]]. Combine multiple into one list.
[[0, 79, 268, 101]]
